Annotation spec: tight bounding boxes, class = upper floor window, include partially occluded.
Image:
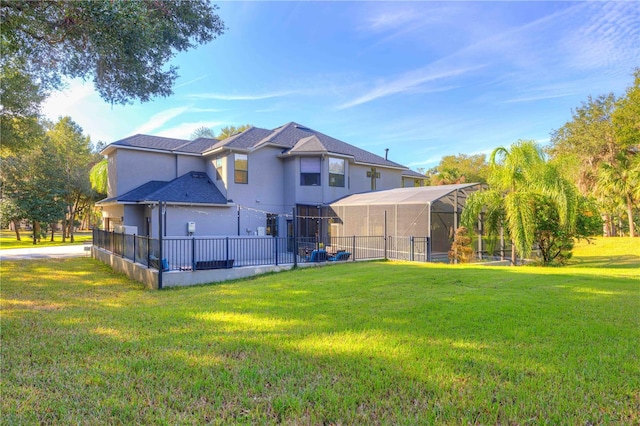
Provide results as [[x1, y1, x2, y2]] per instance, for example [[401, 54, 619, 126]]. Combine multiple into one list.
[[300, 157, 321, 186], [214, 158, 223, 181], [329, 157, 345, 187], [234, 154, 248, 184]]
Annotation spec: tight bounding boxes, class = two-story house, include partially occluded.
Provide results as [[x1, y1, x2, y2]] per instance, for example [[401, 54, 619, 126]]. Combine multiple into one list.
[[97, 122, 425, 239]]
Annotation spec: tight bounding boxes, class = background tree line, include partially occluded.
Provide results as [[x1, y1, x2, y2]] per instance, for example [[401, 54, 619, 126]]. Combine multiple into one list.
[[430, 69, 639, 265], [0, 117, 103, 243]]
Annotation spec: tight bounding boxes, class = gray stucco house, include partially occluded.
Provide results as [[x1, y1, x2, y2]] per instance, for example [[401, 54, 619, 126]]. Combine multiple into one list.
[[97, 122, 426, 239]]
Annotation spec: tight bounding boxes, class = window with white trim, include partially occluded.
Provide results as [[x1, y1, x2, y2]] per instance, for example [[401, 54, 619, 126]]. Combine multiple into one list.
[[329, 157, 345, 187], [234, 154, 248, 184], [300, 157, 321, 186]]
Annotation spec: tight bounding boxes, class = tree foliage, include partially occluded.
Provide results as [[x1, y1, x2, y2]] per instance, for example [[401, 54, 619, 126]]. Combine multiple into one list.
[[46, 117, 99, 242], [462, 140, 578, 265], [429, 153, 489, 185], [1, 0, 225, 153], [613, 69, 640, 148], [89, 158, 108, 196], [0, 117, 98, 242], [549, 94, 618, 193], [1, 141, 67, 242], [597, 151, 640, 238], [191, 126, 216, 140], [217, 124, 252, 140], [549, 71, 639, 237]]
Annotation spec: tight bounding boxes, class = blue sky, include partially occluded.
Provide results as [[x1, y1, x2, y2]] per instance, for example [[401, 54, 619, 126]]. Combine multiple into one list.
[[42, 1, 639, 171]]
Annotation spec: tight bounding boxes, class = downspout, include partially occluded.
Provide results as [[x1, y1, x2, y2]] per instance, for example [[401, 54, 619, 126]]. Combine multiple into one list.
[[158, 201, 164, 290]]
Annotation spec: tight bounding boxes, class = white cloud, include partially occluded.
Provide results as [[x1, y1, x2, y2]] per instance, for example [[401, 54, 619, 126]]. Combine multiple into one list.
[[188, 91, 296, 101], [174, 75, 209, 89], [132, 107, 190, 134], [337, 66, 482, 110]]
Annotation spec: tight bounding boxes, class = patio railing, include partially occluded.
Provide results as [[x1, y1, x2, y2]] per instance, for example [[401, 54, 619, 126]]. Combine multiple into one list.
[[92, 229, 431, 271]]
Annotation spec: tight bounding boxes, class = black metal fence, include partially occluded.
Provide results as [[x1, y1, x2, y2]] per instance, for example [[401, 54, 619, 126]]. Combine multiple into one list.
[[93, 229, 431, 271]]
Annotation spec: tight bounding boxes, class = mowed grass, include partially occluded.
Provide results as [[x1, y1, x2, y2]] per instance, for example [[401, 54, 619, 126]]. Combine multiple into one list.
[[0, 230, 93, 249], [1, 238, 638, 424]]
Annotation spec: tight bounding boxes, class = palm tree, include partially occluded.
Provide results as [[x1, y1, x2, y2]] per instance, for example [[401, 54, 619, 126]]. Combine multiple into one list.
[[597, 151, 640, 237], [462, 140, 577, 265], [89, 158, 108, 195]]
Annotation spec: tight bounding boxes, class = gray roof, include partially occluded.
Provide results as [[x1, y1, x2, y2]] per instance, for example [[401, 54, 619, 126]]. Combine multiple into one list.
[[98, 172, 228, 205], [104, 122, 410, 169], [329, 183, 483, 206], [109, 134, 192, 151], [402, 169, 427, 179], [218, 127, 274, 151], [179, 138, 220, 153], [252, 122, 406, 168]]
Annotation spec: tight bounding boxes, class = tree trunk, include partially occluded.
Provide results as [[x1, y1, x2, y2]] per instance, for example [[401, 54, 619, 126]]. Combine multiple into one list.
[[626, 195, 636, 238], [32, 220, 38, 244], [62, 216, 67, 242], [511, 241, 517, 266], [12, 220, 21, 241], [50, 223, 55, 241]]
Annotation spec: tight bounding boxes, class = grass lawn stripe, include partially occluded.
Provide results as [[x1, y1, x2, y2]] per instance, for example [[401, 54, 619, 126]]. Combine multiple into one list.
[[1, 238, 638, 424]]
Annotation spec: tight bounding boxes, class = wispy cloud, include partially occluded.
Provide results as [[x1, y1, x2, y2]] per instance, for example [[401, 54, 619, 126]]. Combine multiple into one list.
[[560, 2, 640, 74], [362, 9, 421, 32], [188, 91, 297, 101], [190, 107, 226, 113], [504, 93, 573, 104], [174, 75, 209, 89], [336, 66, 482, 110], [132, 107, 190, 134]]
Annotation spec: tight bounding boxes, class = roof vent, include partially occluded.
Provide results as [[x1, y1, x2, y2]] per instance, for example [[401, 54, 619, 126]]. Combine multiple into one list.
[[294, 125, 310, 131]]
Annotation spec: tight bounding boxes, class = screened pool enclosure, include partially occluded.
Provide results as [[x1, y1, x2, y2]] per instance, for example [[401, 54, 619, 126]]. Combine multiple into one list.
[[326, 183, 486, 261]]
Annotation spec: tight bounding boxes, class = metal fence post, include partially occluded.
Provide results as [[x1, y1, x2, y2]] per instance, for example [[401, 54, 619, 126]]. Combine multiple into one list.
[[427, 237, 432, 262], [133, 235, 137, 263], [293, 207, 298, 268], [275, 236, 279, 266], [192, 237, 196, 271], [384, 210, 388, 260], [225, 237, 229, 267], [352, 235, 356, 261], [410, 236, 415, 262]]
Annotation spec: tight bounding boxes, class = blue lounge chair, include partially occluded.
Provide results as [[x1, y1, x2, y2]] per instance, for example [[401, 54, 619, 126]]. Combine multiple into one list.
[[329, 251, 351, 261], [309, 249, 327, 262]]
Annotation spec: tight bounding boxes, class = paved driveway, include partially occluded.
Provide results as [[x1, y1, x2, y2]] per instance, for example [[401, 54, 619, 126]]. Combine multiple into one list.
[[0, 245, 88, 260]]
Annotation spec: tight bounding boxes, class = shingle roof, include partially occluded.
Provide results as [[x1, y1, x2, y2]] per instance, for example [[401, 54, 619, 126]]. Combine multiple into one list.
[[177, 138, 220, 153], [220, 126, 274, 150], [402, 169, 428, 179], [110, 134, 191, 151], [98, 172, 228, 205], [253, 122, 406, 168], [105, 122, 410, 169]]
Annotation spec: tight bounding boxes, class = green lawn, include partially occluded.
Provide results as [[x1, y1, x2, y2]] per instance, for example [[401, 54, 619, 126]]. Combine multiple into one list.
[[0, 229, 93, 249], [1, 238, 638, 424]]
